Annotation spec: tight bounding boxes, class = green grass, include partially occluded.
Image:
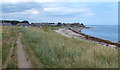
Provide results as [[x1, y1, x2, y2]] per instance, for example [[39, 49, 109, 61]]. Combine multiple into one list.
[[7, 60, 17, 68], [1, 26, 118, 68], [2, 26, 19, 68], [20, 27, 118, 68]]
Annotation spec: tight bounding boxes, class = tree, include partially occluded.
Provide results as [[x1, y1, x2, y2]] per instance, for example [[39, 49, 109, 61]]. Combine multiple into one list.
[[21, 20, 29, 24], [11, 20, 20, 25], [81, 23, 84, 25], [57, 22, 62, 26], [63, 23, 66, 26], [81, 23, 85, 27], [2, 20, 11, 23]]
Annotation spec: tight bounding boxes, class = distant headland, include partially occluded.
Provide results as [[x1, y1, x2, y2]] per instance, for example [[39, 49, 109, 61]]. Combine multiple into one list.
[[0, 20, 86, 28]]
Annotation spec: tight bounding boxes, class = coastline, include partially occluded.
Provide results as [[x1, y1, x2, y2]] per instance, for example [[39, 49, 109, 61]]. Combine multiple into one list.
[[2, 26, 118, 68], [55, 28, 120, 49]]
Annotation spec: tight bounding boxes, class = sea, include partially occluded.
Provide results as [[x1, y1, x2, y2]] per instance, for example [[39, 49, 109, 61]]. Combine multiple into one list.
[[81, 25, 119, 42]]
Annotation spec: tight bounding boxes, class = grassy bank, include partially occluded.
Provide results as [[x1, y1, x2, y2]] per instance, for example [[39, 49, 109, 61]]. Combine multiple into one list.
[[20, 27, 118, 68], [2, 26, 19, 68]]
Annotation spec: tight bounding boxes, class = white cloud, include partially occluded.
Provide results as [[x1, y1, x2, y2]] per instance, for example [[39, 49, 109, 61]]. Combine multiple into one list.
[[2, 0, 119, 3], [67, 0, 119, 2], [2, 0, 68, 3], [43, 6, 94, 17], [2, 9, 39, 15], [43, 8, 60, 12], [1, 9, 40, 20], [43, 7, 90, 14], [24, 9, 39, 14]]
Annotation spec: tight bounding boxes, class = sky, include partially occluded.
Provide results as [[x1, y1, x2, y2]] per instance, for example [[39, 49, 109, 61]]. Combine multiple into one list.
[[1, 0, 119, 25]]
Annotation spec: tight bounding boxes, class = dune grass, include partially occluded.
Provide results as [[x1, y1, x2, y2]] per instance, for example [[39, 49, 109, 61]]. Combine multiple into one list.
[[2, 26, 18, 67], [20, 27, 118, 68], [1, 26, 118, 68]]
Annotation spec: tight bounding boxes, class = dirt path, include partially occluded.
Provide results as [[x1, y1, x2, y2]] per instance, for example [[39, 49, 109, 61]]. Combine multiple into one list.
[[2, 47, 13, 68], [16, 33, 31, 68]]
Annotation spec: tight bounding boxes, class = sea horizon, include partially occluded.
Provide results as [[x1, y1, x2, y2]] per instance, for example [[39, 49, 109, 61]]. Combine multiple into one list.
[[82, 25, 118, 42]]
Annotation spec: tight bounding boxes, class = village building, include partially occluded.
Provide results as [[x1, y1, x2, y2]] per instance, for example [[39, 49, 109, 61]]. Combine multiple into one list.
[[31, 23, 55, 27], [1, 23, 13, 26], [18, 23, 30, 27]]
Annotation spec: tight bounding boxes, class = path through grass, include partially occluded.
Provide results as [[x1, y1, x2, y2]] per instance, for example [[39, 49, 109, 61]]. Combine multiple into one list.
[[2, 26, 19, 68], [20, 27, 118, 68]]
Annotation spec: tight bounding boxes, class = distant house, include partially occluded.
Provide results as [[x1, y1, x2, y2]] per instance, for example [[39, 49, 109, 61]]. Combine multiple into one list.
[[18, 23, 30, 27], [1, 23, 12, 26], [31, 23, 55, 27], [65, 23, 85, 27]]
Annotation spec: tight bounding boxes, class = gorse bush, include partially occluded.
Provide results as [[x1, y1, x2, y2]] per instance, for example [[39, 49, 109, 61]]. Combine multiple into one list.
[[20, 27, 118, 68]]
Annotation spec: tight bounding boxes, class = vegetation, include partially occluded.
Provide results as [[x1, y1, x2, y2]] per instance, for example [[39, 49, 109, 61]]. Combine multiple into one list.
[[20, 20, 29, 24], [1, 26, 118, 68], [20, 27, 118, 68], [1, 20, 29, 25], [2, 26, 18, 68], [57, 22, 62, 26]]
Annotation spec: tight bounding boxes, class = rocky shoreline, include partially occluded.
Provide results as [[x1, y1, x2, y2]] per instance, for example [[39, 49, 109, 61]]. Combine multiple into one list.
[[55, 28, 120, 49], [71, 28, 120, 49]]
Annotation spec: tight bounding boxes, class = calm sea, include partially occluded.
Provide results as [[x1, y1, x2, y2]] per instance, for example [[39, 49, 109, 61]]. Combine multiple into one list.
[[81, 25, 118, 42]]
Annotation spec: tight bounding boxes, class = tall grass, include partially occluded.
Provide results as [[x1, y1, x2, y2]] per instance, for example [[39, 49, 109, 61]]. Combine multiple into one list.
[[20, 27, 118, 68], [2, 26, 18, 67]]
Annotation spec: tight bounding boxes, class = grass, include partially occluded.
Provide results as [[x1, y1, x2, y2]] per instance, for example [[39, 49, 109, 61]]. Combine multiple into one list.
[[8, 41, 18, 68], [2, 26, 18, 68], [7, 60, 17, 68], [20, 27, 118, 68], [1, 26, 118, 68]]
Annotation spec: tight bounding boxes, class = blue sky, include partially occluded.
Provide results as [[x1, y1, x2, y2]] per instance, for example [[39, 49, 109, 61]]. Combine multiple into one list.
[[1, 1, 118, 25]]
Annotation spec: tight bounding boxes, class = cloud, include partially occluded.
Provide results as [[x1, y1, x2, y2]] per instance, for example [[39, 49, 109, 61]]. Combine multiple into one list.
[[25, 9, 39, 14], [2, 9, 39, 15], [43, 7, 87, 13], [42, 5, 94, 17], [1, 2, 95, 22], [2, 0, 68, 3], [1, 2, 117, 25], [2, 0, 119, 3]]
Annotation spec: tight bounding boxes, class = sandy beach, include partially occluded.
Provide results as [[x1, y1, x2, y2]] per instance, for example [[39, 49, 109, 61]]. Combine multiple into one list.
[[54, 28, 119, 49]]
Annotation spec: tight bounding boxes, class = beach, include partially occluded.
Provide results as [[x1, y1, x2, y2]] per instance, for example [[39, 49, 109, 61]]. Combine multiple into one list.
[[54, 28, 120, 49]]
